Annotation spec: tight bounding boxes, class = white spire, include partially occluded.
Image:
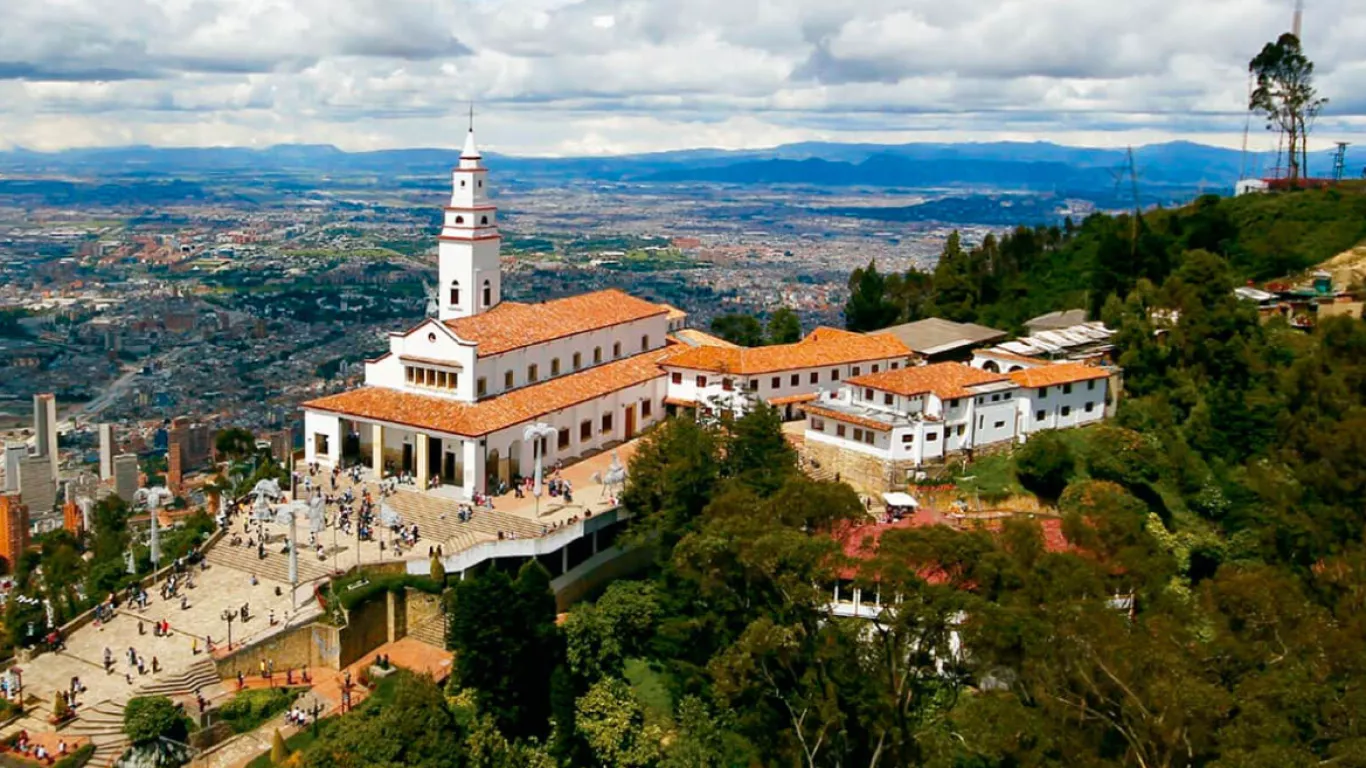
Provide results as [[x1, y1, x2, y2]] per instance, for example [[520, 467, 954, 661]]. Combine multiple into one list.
[[461, 129, 480, 160]]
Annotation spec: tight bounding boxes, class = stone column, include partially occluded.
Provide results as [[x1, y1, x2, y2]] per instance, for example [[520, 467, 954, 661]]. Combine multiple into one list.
[[415, 434, 429, 491], [371, 424, 384, 478], [462, 440, 483, 501]]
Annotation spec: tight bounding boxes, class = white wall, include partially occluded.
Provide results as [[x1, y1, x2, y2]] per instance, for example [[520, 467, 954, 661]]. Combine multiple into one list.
[[1017, 378, 1107, 435], [664, 356, 909, 416], [475, 314, 670, 400], [304, 411, 341, 466], [967, 390, 1021, 447]]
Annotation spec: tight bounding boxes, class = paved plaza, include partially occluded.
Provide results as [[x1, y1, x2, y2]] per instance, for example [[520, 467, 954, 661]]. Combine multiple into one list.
[[19, 564, 304, 719]]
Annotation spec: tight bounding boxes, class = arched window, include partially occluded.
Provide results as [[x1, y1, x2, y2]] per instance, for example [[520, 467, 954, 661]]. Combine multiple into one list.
[[460, 180, 466, 187], [982, 361, 1000, 373], [454, 215, 464, 224], [482, 279, 492, 306], [480, 215, 489, 225], [449, 280, 460, 306]]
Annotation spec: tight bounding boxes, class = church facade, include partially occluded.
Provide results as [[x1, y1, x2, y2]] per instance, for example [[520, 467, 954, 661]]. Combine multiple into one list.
[[302, 126, 915, 499]]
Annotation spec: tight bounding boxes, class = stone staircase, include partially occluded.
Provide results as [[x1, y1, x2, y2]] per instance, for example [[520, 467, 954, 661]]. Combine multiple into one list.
[[133, 658, 221, 699], [380, 488, 545, 553], [204, 538, 334, 585], [407, 615, 446, 650], [62, 699, 130, 767]]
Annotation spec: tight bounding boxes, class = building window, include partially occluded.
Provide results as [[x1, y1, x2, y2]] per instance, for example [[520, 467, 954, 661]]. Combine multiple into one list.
[[901, 434, 913, 444], [601, 413, 613, 434], [594, 347, 603, 364], [1085, 402, 1095, 413], [926, 432, 938, 441], [314, 433, 330, 456], [558, 428, 570, 450], [551, 358, 561, 376], [1039, 386, 1048, 398], [810, 372, 819, 384], [1063, 383, 1073, 395], [863, 388, 873, 400], [882, 393, 892, 406], [460, 180, 466, 187], [573, 352, 583, 370], [1088, 380, 1097, 390], [811, 417, 825, 431], [671, 372, 682, 385], [454, 215, 465, 224], [853, 428, 864, 441], [956, 425, 965, 436], [528, 364, 539, 383], [480, 215, 489, 226], [476, 377, 487, 397], [580, 420, 592, 442], [482, 280, 492, 306], [852, 366, 861, 376], [641, 335, 649, 351], [872, 364, 880, 373], [836, 424, 846, 438], [696, 375, 707, 387], [863, 431, 875, 445], [991, 394, 1000, 402], [722, 378, 734, 392], [449, 280, 460, 306], [613, 342, 622, 358], [504, 371, 514, 389], [1036, 410, 1046, 421], [1004, 392, 1012, 399], [771, 376, 781, 389], [1061, 406, 1071, 417], [407, 365, 457, 391], [478, 179, 483, 188], [641, 399, 653, 417], [891, 362, 900, 370], [994, 421, 1005, 429], [790, 374, 799, 386], [747, 380, 759, 392], [831, 369, 840, 381]]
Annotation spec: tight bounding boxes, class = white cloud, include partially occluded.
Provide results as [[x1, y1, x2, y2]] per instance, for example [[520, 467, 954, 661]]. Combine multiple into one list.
[[0, 0, 1364, 153]]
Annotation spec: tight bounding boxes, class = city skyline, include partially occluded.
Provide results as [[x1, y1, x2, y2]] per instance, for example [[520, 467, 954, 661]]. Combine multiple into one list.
[[1, 0, 1364, 155]]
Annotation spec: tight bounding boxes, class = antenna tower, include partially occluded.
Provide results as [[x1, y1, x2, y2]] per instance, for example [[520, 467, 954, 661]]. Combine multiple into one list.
[[1110, 147, 1142, 253], [1332, 142, 1350, 182], [1292, 0, 1304, 38]]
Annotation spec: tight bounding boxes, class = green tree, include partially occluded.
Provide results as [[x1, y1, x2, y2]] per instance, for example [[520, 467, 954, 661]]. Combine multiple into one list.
[[1249, 33, 1327, 182], [844, 260, 900, 332], [300, 672, 462, 768], [765, 308, 802, 345], [709, 314, 765, 347], [721, 402, 798, 497], [565, 581, 659, 681], [215, 427, 258, 461], [576, 677, 663, 768], [1013, 431, 1077, 503], [124, 696, 185, 744], [621, 416, 721, 550]]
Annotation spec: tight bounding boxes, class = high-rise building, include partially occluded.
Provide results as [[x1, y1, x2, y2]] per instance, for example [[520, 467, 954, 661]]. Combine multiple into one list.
[[0, 493, 30, 572], [98, 423, 115, 480], [2, 443, 22, 493], [167, 442, 183, 492], [33, 394, 58, 481], [62, 499, 83, 535], [114, 454, 139, 502], [17, 453, 55, 518]]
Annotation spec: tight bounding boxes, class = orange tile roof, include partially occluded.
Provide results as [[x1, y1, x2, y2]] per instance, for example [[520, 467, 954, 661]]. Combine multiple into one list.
[[769, 392, 818, 406], [801, 403, 893, 432], [303, 349, 668, 437], [663, 396, 698, 408], [444, 289, 669, 357], [1008, 362, 1109, 388], [976, 348, 1043, 365], [670, 329, 738, 349], [849, 362, 1010, 400], [662, 327, 909, 375]]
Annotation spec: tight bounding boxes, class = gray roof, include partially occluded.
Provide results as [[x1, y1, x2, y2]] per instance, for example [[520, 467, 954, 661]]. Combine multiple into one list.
[[873, 317, 1008, 356], [1024, 309, 1088, 332]]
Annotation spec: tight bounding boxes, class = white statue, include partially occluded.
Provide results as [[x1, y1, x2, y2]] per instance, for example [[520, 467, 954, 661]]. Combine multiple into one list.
[[134, 486, 174, 568], [308, 494, 326, 535], [594, 452, 629, 500], [422, 278, 439, 317]]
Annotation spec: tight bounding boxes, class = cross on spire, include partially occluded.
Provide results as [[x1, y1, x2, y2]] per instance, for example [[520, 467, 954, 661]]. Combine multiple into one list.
[[468, 102, 474, 133]]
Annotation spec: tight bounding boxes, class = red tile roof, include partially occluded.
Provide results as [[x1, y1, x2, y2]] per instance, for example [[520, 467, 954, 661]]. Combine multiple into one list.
[[801, 404, 893, 432], [1008, 362, 1109, 388], [662, 327, 909, 375], [303, 349, 668, 437], [848, 362, 1010, 399], [444, 289, 669, 357]]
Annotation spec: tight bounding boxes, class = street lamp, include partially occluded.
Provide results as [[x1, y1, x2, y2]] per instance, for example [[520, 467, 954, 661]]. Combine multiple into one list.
[[309, 698, 325, 736], [220, 609, 236, 651], [522, 423, 557, 517]]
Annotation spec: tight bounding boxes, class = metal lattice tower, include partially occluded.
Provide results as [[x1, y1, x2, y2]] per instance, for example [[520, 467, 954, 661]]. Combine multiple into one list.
[[1332, 142, 1350, 182]]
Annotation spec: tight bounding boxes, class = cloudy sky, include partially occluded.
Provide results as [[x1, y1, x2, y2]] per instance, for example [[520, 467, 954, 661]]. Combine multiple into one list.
[[2, 0, 1364, 155]]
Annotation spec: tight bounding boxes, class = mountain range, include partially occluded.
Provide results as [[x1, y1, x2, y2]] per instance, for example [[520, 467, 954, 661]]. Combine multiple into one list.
[[0, 140, 1343, 195]]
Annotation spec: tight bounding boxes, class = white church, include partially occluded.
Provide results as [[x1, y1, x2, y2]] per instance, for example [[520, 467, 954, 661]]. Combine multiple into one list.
[[302, 125, 922, 499]]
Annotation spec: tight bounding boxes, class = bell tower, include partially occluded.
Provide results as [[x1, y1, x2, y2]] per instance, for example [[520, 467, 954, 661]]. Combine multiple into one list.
[[438, 114, 501, 321]]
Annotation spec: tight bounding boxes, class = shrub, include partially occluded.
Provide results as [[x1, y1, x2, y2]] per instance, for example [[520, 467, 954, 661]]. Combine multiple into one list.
[[124, 696, 184, 744], [1014, 431, 1077, 502]]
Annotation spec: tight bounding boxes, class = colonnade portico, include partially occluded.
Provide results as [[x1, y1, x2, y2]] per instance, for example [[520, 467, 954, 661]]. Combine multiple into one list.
[[346, 420, 485, 498]]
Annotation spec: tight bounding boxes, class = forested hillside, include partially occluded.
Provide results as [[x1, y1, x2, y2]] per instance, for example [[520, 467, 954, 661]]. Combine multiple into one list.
[[844, 183, 1366, 333], [284, 187, 1366, 768]]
